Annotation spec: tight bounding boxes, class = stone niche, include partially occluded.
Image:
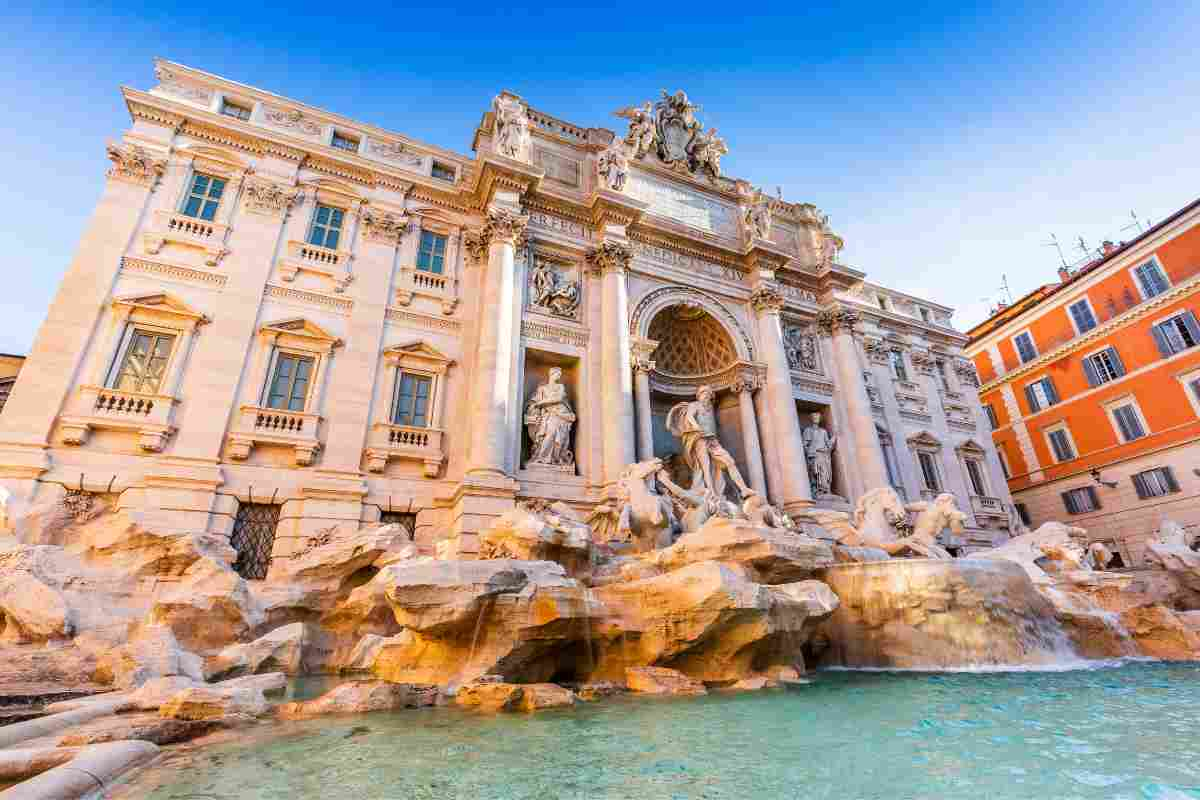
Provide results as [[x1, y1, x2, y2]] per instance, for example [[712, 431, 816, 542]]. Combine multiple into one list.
[[796, 400, 844, 502], [520, 350, 581, 478]]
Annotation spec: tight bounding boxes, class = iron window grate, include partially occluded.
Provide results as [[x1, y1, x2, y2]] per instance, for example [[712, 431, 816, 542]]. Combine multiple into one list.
[[230, 502, 281, 580]]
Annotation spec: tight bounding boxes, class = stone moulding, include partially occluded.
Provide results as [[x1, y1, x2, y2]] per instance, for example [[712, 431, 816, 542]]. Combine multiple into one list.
[[263, 284, 354, 316], [385, 307, 463, 333], [521, 319, 589, 348], [121, 257, 228, 289]]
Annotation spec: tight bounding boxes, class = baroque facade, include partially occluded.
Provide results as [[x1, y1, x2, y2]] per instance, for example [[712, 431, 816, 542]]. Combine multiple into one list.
[[0, 61, 1014, 568], [967, 197, 1200, 565]]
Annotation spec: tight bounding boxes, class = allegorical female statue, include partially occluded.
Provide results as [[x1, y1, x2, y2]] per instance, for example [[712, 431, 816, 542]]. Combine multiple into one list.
[[524, 367, 576, 468], [802, 411, 837, 497]]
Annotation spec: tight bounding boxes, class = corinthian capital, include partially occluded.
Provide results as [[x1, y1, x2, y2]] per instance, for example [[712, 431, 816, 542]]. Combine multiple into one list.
[[586, 241, 633, 275], [749, 284, 785, 315], [106, 142, 166, 187], [463, 229, 489, 267], [816, 307, 861, 336], [483, 207, 529, 246], [731, 369, 764, 394], [242, 177, 301, 218], [361, 208, 412, 245]]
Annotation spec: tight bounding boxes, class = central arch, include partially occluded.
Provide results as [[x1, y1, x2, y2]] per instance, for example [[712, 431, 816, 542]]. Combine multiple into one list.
[[629, 285, 756, 364]]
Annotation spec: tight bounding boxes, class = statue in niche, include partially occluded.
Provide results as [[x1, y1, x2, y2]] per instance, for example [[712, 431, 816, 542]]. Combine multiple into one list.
[[597, 139, 630, 192], [493, 95, 530, 162], [613, 102, 656, 159], [666, 384, 754, 501], [529, 260, 580, 318], [802, 412, 837, 497], [783, 326, 817, 371], [524, 368, 576, 468]]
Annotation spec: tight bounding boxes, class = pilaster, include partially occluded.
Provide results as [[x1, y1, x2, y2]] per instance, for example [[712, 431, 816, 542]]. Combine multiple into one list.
[[587, 241, 637, 483]]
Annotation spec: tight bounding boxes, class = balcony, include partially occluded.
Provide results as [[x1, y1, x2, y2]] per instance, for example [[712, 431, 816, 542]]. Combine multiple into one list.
[[228, 405, 322, 466], [364, 422, 445, 477], [278, 240, 354, 293], [395, 265, 457, 314], [970, 494, 1007, 519], [58, 385, 177, 452], [143, 210, 229, 266]]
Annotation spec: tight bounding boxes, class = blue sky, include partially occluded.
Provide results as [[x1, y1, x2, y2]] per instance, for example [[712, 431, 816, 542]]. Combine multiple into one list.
[[2, 1, 1198, 354]]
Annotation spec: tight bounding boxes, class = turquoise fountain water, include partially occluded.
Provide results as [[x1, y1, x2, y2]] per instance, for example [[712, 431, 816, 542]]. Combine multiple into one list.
[[115, 662, 1200, 799]]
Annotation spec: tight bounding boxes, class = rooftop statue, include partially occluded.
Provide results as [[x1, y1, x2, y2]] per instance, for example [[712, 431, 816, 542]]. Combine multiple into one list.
[[613, 101, 656, 159], [493, 94, 531, 162], [611, 90, 728, 180]]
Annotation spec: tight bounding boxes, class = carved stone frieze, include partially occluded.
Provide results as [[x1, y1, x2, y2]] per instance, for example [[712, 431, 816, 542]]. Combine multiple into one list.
[[368, 138, 423, 168], [528, 258, 581, 319], [106, 143, 166, 187], [630, 338, 659, 374], [242, 178, 300, 217], [585, 241, 633, 275], [527, 210, 592, 241], [263, 105, 323, 137], [361, 208, 412, 245], [783, 324, 820, 372], [463, 230, 489, 267], [816, 308, 860, 336], [749, 284, 785, 315], [861, 336, 892, 365], [731, 369, 764, 394], [908, 350, 936, 375], [154, 64, 213, 104], [954, 359, 981, 387]]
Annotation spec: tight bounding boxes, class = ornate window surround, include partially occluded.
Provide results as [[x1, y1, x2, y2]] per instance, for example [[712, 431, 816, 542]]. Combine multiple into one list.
[[396, 207, 460, 314], [365, 341, 453, 476], [228, 317, 341, 466], [277, 178, 362, 293], [955, 438, 1003, 518], [60, 292, 208, 452], [907, 430, 943, 499], [143, 145, 248, 267]]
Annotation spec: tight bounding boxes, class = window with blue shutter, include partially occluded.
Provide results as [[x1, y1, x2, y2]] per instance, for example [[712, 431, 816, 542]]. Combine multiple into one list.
[[1061, 486, 1099, 514], [1134, 260, 1170, 298], [1068, 299, 1097, 333], [1025, 377, 1058, 412], [1013, 332, 1037, 363], [1132, 467, 1180, 499], [1111, 403, 1146, 442], [1152, 312, 1200, 357], [1047, 428, 1075, 461], [1083, 347, 1125, 386]]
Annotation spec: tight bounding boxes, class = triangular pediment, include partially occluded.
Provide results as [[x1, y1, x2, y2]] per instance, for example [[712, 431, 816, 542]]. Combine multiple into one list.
[[114, 292, 207, 321], [260, 317, 339, 343], [906, 430, 942, 449], [956, 438, 987, 457], [385, 340, 453, 362]]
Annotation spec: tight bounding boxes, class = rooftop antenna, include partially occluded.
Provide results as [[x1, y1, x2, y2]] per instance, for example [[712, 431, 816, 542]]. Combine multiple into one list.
[[1121, 210, 1145, 235], [1043, 233, 1068, 268], [1000, 273, 1014, 305], [1076, 236, 1094, 260]]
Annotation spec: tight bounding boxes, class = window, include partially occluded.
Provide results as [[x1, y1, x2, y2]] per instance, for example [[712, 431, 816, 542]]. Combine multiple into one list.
[[1067, 299, 1097, 334], [331, 131, 360, 152], [0, 378, 14, 414], [1013, 331, 1037, 364], [1110, 401, 1146, 442], [920, 307, 931, 323], [308, 205, 345, 249], [265, 353, 314, 411], [935, 359, 950, 391], [181, 173, 226, 221], [965, 458, 987, 496], [1152, 311, 1200, 357], [1132, 467, 1180, 499], [416, 230, 447, 274], [997, 447, 1011, 479], [889, 350, 908, 382], [220, 99, 252, 121], [230, 502, 280, 580], [877, 295, 889, 311], [111, 330, 175, 394], [1061, 486, 1100, 515], [1083, 347, 1126, 386], [917, 451, 941, 491], [1133, 259, 1170, 299], [431, 161, 456, 182], [391, 371, 433, 427], [1024, 376, 1059, 413], [1015, 502, 1032, 526], [984, 404, 998, 430], [1046, 427, 1075, 462]]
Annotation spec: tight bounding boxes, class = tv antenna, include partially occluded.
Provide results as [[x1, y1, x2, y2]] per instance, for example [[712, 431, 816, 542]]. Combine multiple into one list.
[[1043, 233, 1068, 268], [1121, 210, 1145, 235], [1076, 236, 1094, 260]]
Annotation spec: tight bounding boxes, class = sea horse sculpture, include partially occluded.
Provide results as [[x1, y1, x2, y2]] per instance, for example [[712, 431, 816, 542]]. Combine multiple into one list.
[[587, 459, 679, 552]]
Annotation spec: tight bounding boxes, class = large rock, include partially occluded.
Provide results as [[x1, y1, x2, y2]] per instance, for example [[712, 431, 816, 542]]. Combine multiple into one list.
[[277, 680, 438, 718], [648, 518, 835, 584], [453, 681, 575, 712], [1117, 606, 1200, 660], [974, 521, 1086, 584], [149, 558, 263, 654], [58, 712, 222, 746], [206, 623, 307, 680], [91, 625, 204, 689], [625, 667, 706, 695], [369, 559, 601, 685], [815, 559, 1077, 669], [479, 503, 593, 579], [159, 686, 269, 720], [592, 562, 837, 684], [0, 572, 73, 642]]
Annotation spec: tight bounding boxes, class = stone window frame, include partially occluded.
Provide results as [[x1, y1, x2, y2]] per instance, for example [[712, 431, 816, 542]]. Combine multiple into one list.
[[907, 430, 943, 495], [1175, 366, 1200, 418], [1129, 256, 1170, 301], [395, 208, 461, 314], [252, 321, 340, 414], [1066, 296, 1098, 336], [955, 439, 992, 498], [364, 341, 454, 476], [143, 146, 249, 267], [1041, 420, 1078, 464], [1102, 394, 1150, 444], [97, 294, 208, 399], [172, 149, 247, 222], [276, 179, 363, 291]]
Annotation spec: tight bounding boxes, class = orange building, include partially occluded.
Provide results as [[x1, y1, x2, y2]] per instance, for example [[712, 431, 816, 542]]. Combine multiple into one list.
[[966, 197, 1200, 565]]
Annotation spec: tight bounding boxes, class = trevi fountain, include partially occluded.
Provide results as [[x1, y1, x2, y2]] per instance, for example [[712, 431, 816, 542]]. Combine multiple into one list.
[[0, 70, 1197, 798]]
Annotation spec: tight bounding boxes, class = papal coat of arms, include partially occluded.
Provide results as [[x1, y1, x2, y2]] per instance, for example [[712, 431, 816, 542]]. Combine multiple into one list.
[[614, 90, 728, 181]]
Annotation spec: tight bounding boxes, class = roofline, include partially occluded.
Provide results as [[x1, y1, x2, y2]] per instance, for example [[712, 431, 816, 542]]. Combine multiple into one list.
[[965, 194, 1200, 343]]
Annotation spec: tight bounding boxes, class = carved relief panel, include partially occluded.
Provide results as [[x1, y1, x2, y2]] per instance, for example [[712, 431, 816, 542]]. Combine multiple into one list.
[[527, 255, 582, 323], [783, 322, 821, 374]]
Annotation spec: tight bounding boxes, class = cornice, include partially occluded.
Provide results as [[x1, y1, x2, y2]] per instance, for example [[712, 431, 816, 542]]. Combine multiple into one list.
[[522, 193, 594, 228], [471, 156, 543, 210], [626, 226, 745, 273], [978, 271, 1200, 394]]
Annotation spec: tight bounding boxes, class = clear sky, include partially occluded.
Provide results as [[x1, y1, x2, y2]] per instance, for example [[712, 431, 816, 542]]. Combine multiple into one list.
[[2, 1, 1198, 354]]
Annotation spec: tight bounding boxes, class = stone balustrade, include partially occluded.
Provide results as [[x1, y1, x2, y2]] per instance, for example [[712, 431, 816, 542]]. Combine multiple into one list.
[[364, 422, 445, 477], [395, 265, 457, 313], [228, 404, 322, 466], [142, 209, 229, 266], [970, 494, 1006, 518], [278, 240, 353, 292], [57, 385, 177, 452]]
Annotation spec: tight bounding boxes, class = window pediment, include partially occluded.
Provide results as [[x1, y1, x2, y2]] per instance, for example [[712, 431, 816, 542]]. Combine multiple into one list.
[[955, 438, 987, 457], [907, 430, 942, 450], [176, 144, 250, 177], [114, 292, 209, 325], [259, 317, 342, 352], [383, 340, 454, 373], [303, 177, 363, 207]]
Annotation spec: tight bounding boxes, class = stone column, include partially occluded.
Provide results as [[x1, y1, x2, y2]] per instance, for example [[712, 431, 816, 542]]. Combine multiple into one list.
[[749, 285, 812, 513], [631, 338, 657, 462], [466, 207, 528, 477], [588, 242, 636, 482], [819, 308, 890, 493], [732, 373, 768, 496]]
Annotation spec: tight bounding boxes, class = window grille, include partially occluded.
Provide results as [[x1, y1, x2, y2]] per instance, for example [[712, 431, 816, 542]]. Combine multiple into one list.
[[379, 511, 417, 540], [230, 502, 280, 580]]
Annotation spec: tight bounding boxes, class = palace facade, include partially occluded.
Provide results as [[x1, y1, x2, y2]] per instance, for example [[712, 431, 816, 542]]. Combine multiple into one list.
[[0, 61, 1014, 570]]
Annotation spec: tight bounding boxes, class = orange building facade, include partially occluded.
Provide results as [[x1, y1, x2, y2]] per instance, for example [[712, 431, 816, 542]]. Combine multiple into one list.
[[966, 198, 1200, 565]]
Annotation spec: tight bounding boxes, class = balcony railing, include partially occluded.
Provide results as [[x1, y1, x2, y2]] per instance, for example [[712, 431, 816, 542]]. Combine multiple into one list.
[[59, 385, 177, 452], [365, 422, 445, 477], [971, 494, 1006, 517], [229, 404, 322, 466], [278, 240, 353, 292], [395, 264, 457, 313], [143, 210, 230, 266]]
